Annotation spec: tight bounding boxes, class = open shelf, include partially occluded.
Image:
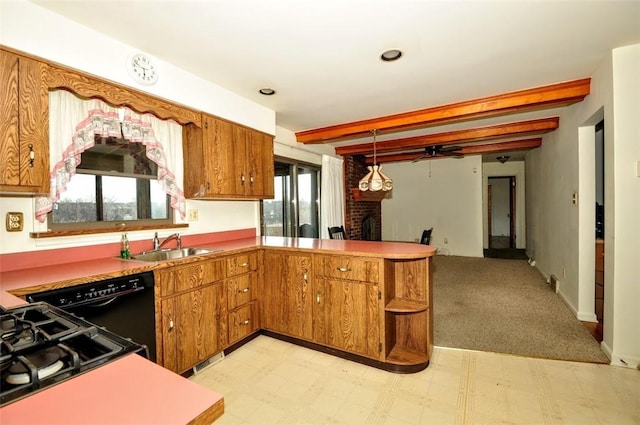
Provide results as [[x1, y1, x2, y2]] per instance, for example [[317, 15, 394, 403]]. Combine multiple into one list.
[[386, 345, 429, 365], [385, 299, 428, 313]]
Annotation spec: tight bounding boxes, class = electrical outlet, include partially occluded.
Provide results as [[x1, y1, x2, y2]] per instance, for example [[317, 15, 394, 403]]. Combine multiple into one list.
[[187, 209, 199, 221], [444, 237, 448, 244], [6, 212, 23, 232]]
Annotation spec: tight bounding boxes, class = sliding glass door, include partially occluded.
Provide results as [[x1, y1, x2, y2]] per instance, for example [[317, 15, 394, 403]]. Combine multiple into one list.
[[262, 159, 320, 238]]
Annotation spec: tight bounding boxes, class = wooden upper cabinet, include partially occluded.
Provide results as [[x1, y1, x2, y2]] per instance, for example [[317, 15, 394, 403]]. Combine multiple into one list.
[[183, 113, 274, 199], [0, 50, 49, 194]]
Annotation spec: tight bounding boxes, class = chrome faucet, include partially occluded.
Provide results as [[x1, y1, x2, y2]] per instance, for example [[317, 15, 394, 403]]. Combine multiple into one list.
[[153, 232, 182, 251]]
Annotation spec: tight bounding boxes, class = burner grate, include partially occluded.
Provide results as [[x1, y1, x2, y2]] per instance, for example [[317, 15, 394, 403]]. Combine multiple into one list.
[[0, 303, 146, 407]]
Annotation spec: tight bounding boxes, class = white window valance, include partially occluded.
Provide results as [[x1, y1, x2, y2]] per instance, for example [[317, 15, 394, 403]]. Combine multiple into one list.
[[35, 89, 186, 222]]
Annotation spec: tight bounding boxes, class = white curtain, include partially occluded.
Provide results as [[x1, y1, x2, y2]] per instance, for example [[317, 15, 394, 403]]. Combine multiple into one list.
[[320, 155, 345, 239], [35, 90, 186, 222]]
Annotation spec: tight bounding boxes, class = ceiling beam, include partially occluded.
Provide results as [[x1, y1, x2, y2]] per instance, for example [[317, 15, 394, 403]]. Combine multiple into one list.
[[366, 138, 542, 164], [335, 117, 558, 156], [296, 78, 589, 144]]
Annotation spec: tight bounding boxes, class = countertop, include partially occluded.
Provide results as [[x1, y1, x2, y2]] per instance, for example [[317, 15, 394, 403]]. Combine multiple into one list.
[[1, 237, 436, 302], [0, 354, 223, 425], [0, 236, 434, 423]]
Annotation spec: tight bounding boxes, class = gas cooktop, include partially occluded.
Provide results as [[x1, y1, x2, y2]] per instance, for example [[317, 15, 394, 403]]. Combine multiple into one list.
[[0, 302, 147, 407]]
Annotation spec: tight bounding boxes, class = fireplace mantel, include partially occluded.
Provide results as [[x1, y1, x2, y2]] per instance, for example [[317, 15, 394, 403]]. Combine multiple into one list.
[[350, 188, 389, 202]]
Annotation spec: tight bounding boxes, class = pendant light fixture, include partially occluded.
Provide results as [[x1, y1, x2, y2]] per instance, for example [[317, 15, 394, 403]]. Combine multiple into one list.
[[359, 130, 393, 192]]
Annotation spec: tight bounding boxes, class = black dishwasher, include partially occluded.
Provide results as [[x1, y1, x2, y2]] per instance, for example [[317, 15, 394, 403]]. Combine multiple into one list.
[[26, 271, 157, 362]]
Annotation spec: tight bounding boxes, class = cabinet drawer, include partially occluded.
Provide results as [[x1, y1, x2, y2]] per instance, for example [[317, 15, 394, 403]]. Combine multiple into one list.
[[229, 302, 259, 344], [227, 272, 256, 310], [316, 255, 380, 283], [173, 259, 225, 293], [227, 252, 258, 277]]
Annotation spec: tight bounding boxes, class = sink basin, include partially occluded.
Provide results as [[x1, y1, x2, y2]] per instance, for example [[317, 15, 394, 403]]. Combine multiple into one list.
[[130, 247, 219, 262]]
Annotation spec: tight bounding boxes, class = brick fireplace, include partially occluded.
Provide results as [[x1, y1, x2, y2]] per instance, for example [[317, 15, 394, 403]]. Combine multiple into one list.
[[343, 155, 382, 241]]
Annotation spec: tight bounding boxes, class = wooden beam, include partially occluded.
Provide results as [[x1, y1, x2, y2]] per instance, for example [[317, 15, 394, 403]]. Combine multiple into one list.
[[366, 138, 542, 164], [336, 118, 557, 156], [296, 78, 589, 144]]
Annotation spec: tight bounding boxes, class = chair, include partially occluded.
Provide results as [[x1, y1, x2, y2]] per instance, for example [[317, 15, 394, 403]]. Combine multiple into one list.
[[299, 223, 315, 238], [420, 228, 433, 245], [328, 226, 346, 240]]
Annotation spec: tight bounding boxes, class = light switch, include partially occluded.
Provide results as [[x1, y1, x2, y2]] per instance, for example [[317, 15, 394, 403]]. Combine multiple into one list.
[[6, 212, 23, 232]]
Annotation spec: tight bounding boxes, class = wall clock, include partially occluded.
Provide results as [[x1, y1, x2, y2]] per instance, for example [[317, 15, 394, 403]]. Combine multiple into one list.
[[126, 53, 158, 86]]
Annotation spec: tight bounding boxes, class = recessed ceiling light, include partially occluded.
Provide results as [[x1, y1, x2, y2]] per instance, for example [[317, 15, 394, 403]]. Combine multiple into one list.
[[259, 88, 276, 95], [380, 49, 402, 62]]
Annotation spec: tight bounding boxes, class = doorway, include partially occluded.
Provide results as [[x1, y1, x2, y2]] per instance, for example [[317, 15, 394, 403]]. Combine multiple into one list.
[[593, 119, 605, 342], [261, 159, 320, 238], [487, 176, 516, 249]]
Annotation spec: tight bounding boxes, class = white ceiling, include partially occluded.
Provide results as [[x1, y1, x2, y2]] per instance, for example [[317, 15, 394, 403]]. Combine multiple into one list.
[[31, 0, 639, 147]]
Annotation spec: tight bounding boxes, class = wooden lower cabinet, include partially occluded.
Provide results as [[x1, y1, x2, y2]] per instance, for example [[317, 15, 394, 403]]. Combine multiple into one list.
[[313, 278, 382, 360], [160, 282, 227, 374], [155, 259, 227, 374], [154, 247, 432, 374], [261, 251, 313, 339]]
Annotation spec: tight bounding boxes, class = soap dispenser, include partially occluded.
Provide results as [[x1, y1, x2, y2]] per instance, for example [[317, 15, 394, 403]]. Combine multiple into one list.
[[120, 233, 130, 259]]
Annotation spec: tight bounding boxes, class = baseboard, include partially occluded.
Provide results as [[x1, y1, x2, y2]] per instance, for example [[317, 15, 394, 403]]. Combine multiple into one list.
[[577, 312, 598, 322], [606, 345, 640, 370], [557, 287, 580, 318]]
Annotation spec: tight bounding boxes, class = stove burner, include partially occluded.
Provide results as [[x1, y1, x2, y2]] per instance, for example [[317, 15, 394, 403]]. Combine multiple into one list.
[[6, 346, 65, 385], [1, 303, 147, 407]]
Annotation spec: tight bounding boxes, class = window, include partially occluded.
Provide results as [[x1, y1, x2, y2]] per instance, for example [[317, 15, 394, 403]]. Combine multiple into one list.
[[262, 159, 320, 237], [49, 135, 171, 229]]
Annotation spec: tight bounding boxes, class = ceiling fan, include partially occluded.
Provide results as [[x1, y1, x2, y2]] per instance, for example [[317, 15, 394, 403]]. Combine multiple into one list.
[[412, 145, 464, 162]]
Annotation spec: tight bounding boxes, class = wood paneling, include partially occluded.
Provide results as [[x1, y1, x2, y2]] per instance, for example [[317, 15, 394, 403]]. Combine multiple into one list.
[[296, 78, 590, 144]]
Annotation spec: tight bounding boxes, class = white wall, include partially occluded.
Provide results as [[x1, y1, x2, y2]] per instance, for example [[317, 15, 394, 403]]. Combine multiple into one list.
[[527, 43, 640, 368], [274, 126, 336, 166], [381, 156, 484, 257], [609, 44, 640, 368], [483, 161, 526, 249], [0, 0, 273, 254]]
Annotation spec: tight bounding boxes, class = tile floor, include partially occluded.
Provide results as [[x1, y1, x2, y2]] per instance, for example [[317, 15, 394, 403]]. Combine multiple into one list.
[[190, 336, 640, 425]]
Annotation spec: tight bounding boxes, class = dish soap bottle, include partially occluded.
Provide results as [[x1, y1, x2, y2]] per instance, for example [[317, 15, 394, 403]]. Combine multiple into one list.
[[120, 233, 130, 259]]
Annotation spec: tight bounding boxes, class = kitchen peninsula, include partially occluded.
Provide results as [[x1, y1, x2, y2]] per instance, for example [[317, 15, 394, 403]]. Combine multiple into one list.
[[0, 236, 435, 423]]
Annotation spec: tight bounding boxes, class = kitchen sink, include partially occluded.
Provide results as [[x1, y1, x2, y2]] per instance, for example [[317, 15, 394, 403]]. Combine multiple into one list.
[[130, 247, 219, 262]]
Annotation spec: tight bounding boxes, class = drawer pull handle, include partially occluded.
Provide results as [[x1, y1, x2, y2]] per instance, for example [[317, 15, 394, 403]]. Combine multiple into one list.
[[239, 262, 249, 268], [168, 316, 175, 331], [28, 144, 35, 168], [240, 319, 250, 326], [238, 288, 250, 293], [240, 174, 246, 184], [303, 271, 308, 282], [337, 267, 351, 272], [316, 293, 321, 304]]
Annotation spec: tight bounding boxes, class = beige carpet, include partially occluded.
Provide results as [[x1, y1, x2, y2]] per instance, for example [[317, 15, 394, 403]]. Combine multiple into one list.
[[433, 255, 610, 363]]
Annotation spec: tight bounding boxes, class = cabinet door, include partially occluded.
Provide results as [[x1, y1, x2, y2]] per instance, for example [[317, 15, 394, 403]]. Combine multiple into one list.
[[202, 114, 236, 196], [161, 282, 227, 374], [0, 50, 49, 193], [313, 278, 382, 360], [261, 251, 313, 339], [245, 130, 274, 198]]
